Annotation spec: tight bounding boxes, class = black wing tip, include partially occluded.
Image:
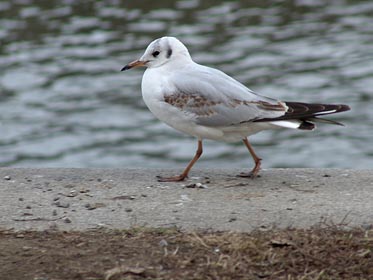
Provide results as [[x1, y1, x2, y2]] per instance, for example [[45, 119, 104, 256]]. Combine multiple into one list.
[[283, 102, 351, 117], [337, 104, 351, 113]]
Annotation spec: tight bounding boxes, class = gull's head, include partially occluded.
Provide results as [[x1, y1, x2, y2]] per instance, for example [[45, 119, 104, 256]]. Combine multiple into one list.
[[121, 36, 191, 71]]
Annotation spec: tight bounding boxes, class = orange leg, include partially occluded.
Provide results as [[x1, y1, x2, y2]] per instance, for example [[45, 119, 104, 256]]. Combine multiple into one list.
[[157, 139, 203, 182], [238, 138, 262, 179]]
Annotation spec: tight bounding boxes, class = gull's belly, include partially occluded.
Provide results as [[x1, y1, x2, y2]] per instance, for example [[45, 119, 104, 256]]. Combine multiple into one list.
[[143, 91, 225, 140]]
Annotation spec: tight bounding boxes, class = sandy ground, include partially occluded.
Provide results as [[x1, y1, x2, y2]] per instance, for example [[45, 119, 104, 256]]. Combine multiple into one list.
[[0, 168, 372, 232]]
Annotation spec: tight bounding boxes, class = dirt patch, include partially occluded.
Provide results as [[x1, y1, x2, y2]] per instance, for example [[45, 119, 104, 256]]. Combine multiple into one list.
[[0, 227, 372, 280]]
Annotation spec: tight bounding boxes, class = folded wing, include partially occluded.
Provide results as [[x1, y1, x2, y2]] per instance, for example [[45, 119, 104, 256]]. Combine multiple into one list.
[[164, 63, 350, 129], [165, 64, 287, 127]]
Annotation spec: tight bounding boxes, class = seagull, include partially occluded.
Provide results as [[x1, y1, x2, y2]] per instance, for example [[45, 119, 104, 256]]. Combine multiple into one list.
[[122, 36, 350, 182]]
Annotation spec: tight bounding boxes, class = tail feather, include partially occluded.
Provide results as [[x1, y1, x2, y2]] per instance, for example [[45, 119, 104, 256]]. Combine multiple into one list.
[[298, 121, 315, 130], [255, 102, 350, 128]]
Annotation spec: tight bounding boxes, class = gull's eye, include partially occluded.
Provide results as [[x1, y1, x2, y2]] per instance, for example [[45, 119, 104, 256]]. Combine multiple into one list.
[[152, 51, 160, 57]]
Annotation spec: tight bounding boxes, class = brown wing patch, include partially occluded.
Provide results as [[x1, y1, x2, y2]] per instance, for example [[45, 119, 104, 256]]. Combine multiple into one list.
[[164, 93, 221, 116], [164, 93, 220, 108], [164, 94, 189, 109]]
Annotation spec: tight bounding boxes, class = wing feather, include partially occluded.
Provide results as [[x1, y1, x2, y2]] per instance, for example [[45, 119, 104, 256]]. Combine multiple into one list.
[[163, 63, 286, 127]]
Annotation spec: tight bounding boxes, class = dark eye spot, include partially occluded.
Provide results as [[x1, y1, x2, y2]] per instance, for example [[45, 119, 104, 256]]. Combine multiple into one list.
[[152, 51, 160, 57], [166, 48, 172, 58]]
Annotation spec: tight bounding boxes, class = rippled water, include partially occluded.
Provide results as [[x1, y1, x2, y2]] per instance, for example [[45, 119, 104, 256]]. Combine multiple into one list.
[[0, 0, 372, 169]]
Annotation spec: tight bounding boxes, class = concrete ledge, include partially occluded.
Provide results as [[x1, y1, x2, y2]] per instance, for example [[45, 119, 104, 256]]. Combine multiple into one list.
[[0, 168, 372, 232]]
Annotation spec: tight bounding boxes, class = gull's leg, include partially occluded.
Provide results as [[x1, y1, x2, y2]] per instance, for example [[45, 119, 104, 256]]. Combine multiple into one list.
[[238, 138, 262, 179], [157, 139, 203, 182]]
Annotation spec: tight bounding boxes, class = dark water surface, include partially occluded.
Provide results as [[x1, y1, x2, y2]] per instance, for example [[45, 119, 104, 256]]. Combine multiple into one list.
[[0, 0, 372, 169]]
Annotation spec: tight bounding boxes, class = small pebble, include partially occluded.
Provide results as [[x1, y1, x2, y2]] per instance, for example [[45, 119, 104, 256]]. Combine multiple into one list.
[[63, 217, 72, 223], [185, 182, 208, 189], [125, 208, 133, 212], [79, 189, 90, 193], [67, 190, 78, 197], [19, 198, 24, 201], [197, 183, 208, 189], [85, 202, 105, 210], [26, 205, 31, 209], [55, 201, 70, 208], [85, 203, 96, 210], [4, 175, 11, 180], [52, 209, 57, 216]]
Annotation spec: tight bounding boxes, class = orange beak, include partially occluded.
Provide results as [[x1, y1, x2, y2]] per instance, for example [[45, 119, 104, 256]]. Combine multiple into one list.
[[121, 59, 147, 71]]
